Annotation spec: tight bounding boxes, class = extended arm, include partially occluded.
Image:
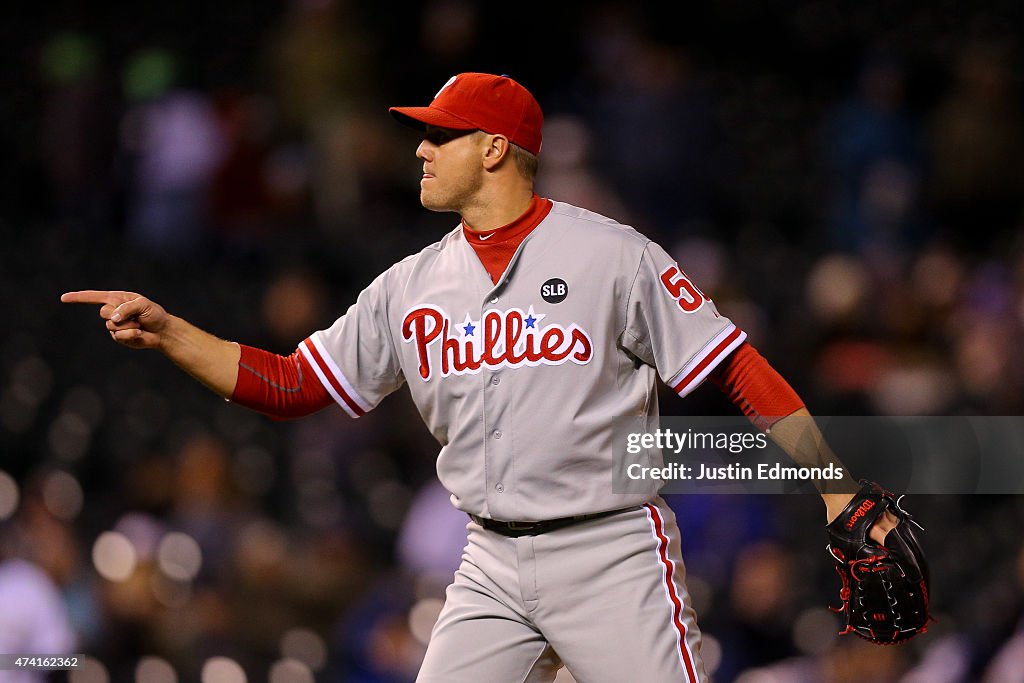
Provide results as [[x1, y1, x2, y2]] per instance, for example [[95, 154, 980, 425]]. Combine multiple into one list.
[[61, 290, 335, 420], [709, 342, 896, 537], [61, 291, 240, 397]]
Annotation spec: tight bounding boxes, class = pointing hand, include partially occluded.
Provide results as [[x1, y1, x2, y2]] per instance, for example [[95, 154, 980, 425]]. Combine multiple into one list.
[[61, 290, 170, 350]]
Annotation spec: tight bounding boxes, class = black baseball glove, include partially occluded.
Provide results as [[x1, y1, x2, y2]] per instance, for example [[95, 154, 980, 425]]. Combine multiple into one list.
[[826, 480, 932, 644]]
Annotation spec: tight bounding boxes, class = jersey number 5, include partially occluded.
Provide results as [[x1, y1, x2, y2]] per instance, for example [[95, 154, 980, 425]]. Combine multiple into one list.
[[660, 264, 710, 313]]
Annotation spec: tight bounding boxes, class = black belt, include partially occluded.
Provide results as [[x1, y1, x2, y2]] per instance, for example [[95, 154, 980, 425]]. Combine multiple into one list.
[[469, 506, 639, 537]]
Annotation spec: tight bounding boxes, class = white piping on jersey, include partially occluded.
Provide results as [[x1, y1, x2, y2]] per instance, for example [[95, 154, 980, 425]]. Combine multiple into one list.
[[666, 323, 747, 398], [301, 334, 373, 417]]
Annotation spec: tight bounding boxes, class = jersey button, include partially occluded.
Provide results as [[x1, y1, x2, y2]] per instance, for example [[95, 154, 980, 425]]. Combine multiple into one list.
[[493, 430, 502, 439], [491, 376, 500, 385], [489, 296, 498, 304], [495, 483, 504, 493]]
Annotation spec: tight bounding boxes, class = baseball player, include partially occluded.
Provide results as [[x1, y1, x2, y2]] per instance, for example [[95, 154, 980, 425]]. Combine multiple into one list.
[[63, 73, 896, 682]]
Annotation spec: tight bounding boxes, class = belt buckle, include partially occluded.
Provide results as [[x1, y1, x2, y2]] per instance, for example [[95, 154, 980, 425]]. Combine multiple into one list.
[[505, 520, 537, 532]]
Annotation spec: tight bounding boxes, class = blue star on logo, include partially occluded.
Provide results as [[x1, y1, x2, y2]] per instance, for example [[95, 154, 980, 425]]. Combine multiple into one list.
[[463, 321, 476, 336], [524, 307, 545, 329]]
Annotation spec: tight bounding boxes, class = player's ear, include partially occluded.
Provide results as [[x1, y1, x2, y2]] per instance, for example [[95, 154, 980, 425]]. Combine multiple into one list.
[[481, 134, 511, 170]]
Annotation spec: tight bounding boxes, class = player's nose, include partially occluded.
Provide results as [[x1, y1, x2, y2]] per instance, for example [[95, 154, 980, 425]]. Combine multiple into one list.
[[416, 139, 434, 162]]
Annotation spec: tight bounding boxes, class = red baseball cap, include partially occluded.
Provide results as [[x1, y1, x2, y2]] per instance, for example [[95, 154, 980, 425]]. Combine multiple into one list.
[[389, 73, 544, 156]]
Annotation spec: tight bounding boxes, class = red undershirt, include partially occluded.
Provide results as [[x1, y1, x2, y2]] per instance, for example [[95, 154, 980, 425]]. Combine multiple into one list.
[[462, 194, 553, 284]]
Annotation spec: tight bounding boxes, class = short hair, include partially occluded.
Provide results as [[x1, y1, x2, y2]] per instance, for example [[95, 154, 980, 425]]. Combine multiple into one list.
[[509, 143, 539, 181]]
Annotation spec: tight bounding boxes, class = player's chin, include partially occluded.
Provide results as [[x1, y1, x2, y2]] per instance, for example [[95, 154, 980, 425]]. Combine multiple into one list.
[[419, 189, 451, 213]]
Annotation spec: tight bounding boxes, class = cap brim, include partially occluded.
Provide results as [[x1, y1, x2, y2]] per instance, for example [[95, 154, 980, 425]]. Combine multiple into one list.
[[389, 106, 479, 132]]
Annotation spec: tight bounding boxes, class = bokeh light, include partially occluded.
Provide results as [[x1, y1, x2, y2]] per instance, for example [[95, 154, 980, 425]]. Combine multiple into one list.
[[200, 657, 246, 683], [156, 532, 203, 582], [69, 657, 110, 683], [268, 659, 314, 683], [92, 531, 138, 582], [135, 656, 178, 683], [806, 254, 868, 322], [42, 469, 84, 520], [279, 628, 327, 672]]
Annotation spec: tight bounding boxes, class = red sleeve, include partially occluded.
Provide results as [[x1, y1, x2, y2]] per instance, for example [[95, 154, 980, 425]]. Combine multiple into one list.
[[708, 341, 805, 431], [231, 344, 334, 419]]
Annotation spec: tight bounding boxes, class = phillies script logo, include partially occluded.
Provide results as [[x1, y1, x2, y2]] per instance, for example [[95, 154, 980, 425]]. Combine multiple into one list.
[[845, 499, 876, 530], [401, 305, 593, 380]]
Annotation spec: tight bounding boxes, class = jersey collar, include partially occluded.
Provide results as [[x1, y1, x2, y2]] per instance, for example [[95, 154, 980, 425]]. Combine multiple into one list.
[[462, 194, 552, 246]]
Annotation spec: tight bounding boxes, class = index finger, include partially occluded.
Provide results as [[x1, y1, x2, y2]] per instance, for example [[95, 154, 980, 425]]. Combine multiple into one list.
[[60, 290, 136, 306]]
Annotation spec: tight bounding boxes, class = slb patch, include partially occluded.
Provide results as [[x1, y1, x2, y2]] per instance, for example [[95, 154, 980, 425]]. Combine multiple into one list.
[[541, 278, 568, 304]]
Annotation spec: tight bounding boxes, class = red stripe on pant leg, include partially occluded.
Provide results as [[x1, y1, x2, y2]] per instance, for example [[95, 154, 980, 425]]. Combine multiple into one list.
[[645, 504, 698, 683], [301, 339, 365, 417]]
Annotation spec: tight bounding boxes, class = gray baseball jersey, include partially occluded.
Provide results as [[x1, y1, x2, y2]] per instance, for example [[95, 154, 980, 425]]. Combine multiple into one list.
[[301, 199, 743, 682], [300, 200, 745, 521]]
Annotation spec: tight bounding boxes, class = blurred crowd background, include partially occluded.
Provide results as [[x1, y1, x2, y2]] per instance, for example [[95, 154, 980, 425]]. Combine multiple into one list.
[[2, 0, 1024, 681]]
